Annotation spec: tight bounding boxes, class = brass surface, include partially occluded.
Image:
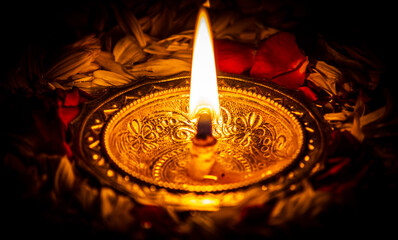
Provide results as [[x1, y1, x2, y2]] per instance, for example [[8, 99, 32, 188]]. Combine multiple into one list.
[[103, 87, 304, 191], [71, 74, 328, 210]]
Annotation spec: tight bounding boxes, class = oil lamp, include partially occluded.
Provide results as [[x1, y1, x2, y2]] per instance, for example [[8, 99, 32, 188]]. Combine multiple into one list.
[[187, 8, 219, 181], [71, 7, 328, 211]]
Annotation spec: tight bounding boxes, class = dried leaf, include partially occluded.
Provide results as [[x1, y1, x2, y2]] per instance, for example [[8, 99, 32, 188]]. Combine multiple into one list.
[[72, 80, 93, 89], [343, 67, 373, 89], [46, 49, 100, 81], [53, 72, 109, 97], [212, 11, 236, 35], [128, 58, 190, 77], [144, 31, 193, 55], [138, 16, 152, 32], [71, 34, 101, 49], [75, 180, 99, 212], [342, 45, 384, 70], [270, 181, 331, 225], [351, 110, 365, 142], [170, 50, 192, 62], [166, 41, 191, 52], [318, 37, 384, 90], [169, 4, 196, 33], [46, 35, 101, 81], [101, 25, 120, 52], [79, 62, 100, 73], [93, 70, 132, 85], [48, 81, 65, 91], [111, 3, 146, 48], [105, 195, 135, 231], [343, 95, 385, 142], [100, 187, 117, 219], [259, 27, 279, 41], [360, 106, 387, 128], [159, 30, 194, 43], [307, 61, 342, 96], [320, 37, 364, 70], [113, 35, 147, 65], [95, 51, 136, 79], [238, 32, 256, 41], [324, 111, 351, 122], [100, 187, 135, 231], [72, 74, 94, 83], [216, 17, 253, 39], [215, 17, 264, 43], [54, 155, 75, 193], [354, 105, 388, 141], [92, 78, 114, 87], [144, 43, 171, 55], [59, 75, 94, 90], [149, 5, 172, 38], [76, 86, 107, 98]]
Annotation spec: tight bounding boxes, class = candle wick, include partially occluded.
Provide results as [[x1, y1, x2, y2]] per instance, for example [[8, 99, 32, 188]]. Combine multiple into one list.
[[187, 112, 218, 181], [196, 113, 213, 139]]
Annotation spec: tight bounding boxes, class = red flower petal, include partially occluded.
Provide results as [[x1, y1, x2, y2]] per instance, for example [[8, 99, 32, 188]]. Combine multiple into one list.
[[269, 57, 308, 89], [63, 88, 80, 107], [214, 39, 256, 74], [328, 157, 351, 175], [58, 106, 80, 128], [63, 141, 73, 157], [250, 32, 306, 80], [298, 86, 318, 101]]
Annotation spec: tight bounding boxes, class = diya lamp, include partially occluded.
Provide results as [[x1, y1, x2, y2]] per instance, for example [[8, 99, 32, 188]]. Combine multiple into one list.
[[72, 7, 328, 210], [187, 8, 220, 181]]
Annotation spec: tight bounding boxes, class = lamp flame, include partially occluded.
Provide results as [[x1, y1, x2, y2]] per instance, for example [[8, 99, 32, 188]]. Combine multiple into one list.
[[189, 8, 219, 117]]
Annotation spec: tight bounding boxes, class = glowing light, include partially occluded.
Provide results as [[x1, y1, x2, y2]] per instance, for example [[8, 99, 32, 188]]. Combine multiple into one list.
[[189, 8, 220, 117]]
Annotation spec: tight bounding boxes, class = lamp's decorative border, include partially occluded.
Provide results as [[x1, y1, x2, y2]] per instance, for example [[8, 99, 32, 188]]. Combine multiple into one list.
[[70, 74, 329, 210]]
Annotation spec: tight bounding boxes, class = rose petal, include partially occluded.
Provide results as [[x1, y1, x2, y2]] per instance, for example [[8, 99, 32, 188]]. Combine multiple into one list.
[[250, 32, 306, 79], [58, 106, 80, 128], [298, 86, 318, 101], [269, 57, 308, 89], [63, 88, 80, 107], [214, 39, 256, 74], [57, 88, 90, 129]]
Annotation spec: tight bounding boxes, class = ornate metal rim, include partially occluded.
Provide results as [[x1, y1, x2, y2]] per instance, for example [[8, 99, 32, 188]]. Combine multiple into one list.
[[102, 86, 305, 192], [70, 73, 329, 210]]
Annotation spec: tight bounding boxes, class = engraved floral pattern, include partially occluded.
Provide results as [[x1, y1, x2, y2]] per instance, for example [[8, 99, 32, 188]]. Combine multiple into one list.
[[228, 112, 275, 156], [126, 119, 158, 153], [100, 85, 306, 194], [118, 113, 194, 154], [116, 108, 287, 163]]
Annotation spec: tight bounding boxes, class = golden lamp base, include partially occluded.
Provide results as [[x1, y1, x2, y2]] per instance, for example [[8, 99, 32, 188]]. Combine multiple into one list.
[[71, 74, 328, 210]]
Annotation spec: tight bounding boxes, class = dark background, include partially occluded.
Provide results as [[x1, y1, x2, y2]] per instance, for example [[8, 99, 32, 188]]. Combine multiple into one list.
[[1, 0, 396, 239], [2, 0, 395, 74]]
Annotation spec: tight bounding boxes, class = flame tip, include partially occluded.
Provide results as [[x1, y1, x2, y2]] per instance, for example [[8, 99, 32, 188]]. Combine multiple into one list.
[[189, 7, 219, 117]]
